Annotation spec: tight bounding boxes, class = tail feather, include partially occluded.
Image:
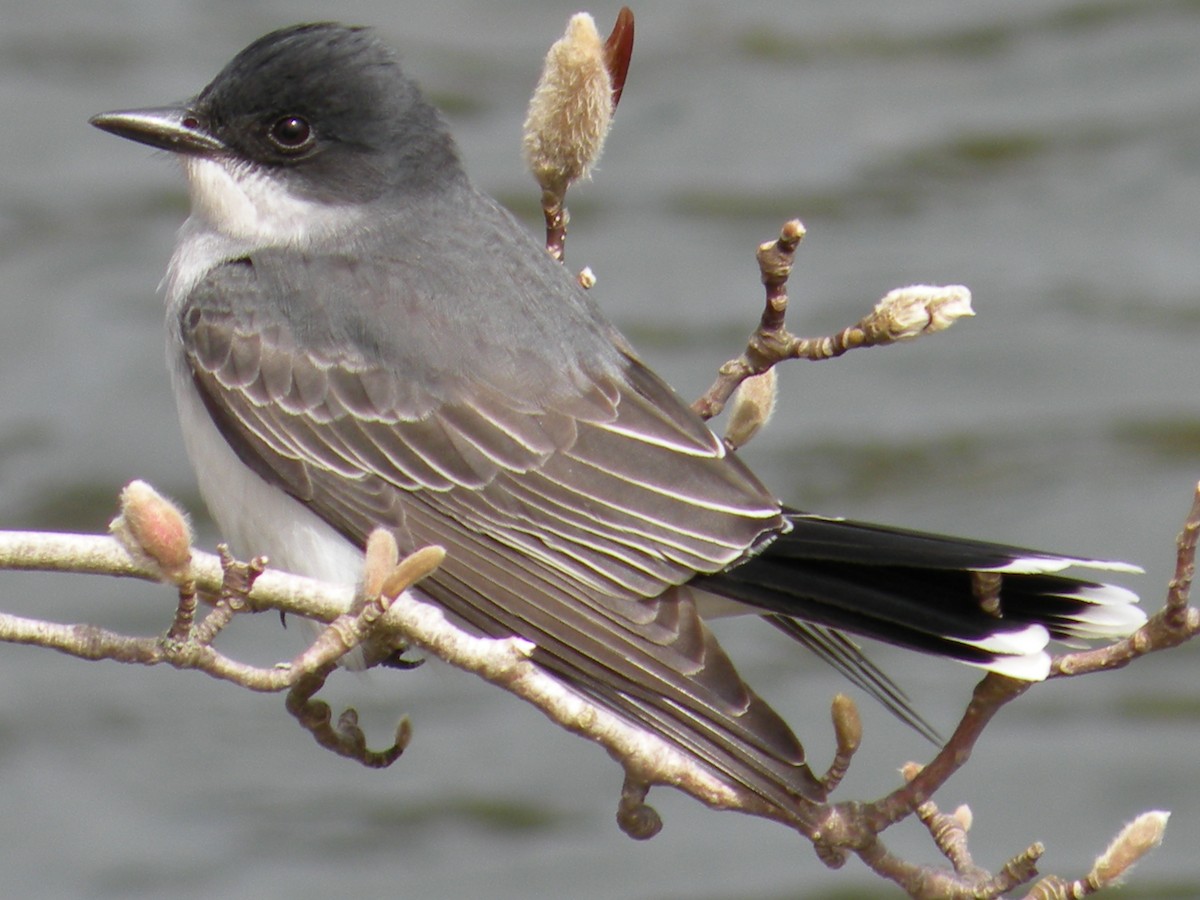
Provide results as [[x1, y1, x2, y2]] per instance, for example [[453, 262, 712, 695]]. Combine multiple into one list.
[[774, 513, 1143, 575], [696, 512, 1145, 693], [765, 616, 941, 742]]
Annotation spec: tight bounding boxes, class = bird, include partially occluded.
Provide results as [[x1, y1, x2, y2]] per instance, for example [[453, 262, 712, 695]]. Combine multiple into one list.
[[90, 22, 1144, 822]]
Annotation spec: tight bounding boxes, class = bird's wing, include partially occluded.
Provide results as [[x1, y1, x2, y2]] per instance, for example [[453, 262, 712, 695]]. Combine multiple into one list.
[[179, 247, 824, 816]]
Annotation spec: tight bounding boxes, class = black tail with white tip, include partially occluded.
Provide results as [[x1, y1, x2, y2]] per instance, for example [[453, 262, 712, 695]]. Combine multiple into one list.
[[696, 511, 1145, 687]]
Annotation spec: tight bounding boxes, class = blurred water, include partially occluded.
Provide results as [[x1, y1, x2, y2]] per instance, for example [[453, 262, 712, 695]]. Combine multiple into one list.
[[0, 2, 1198, 898]]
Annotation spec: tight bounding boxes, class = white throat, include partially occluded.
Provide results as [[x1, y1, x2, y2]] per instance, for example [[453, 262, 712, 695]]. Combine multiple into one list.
[[181, 155, 361, 247], [162, 156, 366, 314]]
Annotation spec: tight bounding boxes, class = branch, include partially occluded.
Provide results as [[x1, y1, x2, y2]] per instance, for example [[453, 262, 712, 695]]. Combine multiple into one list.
[[1051, 482, 1200, 678], [692, 219, 975, 428], [2, 477, 1197, 896], [0, 489, 769, 820]]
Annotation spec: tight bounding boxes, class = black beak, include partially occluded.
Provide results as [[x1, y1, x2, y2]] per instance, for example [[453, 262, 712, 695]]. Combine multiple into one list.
[[89, 106, 226, 156]]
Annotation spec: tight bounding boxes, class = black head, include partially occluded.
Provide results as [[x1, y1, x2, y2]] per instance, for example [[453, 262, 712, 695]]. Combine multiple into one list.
[[91, 23, 464, 204]]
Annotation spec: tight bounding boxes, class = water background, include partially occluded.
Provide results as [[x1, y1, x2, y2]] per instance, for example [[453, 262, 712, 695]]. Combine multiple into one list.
[[1, 2, 1198, 897]]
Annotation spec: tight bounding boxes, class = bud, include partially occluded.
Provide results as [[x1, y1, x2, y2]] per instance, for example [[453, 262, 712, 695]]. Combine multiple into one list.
[[523, 13, 615, 197], [380, 545, 447, 601], [394, 716, 414, 752], [952, 804, 973, 832], [111, 480, 193, 581], [926, 285, 975, 331], [872, 284, 975, 342], [1090, 810, 1169, 887], [830, 692, 862, 756], [723, 368, 777, 450], [362, 528, 400, 598]]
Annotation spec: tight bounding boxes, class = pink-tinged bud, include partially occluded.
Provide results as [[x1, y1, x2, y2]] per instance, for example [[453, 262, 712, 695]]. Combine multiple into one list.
[[363, 529, 400, 598], [111, 480, 193, 580], [1091, 811, 1169, 887], [523, 13, 616, 197]]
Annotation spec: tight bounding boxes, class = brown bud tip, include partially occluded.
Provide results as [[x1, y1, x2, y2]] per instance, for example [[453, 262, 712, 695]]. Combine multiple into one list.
[[830, 693, 862, 754], [779, 218, 807, 248], [112, 480, 193, 579], [603, 7, 635, 110]]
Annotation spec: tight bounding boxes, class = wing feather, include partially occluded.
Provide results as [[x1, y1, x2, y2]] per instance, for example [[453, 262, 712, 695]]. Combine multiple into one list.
[[179, 245, 821, 816]]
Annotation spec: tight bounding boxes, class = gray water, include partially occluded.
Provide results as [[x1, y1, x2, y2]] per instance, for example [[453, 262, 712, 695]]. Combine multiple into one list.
[[1, 2, 1198, 898]]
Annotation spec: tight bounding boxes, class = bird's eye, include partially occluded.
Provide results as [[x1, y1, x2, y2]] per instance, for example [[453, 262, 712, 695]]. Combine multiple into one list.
[[267, 115, 314, 153]]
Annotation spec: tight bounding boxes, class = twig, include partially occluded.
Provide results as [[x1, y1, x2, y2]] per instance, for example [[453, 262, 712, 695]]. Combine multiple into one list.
[[286, 667, 411, 768], [692, 219, 806, 421], [864, 673, 1030, 834], [617, 774, 662, 840], [1052, 482, 1200, 679], [692, 220, 974, 423], [0, 530, 357, 620], [0, 523, 772, 814]]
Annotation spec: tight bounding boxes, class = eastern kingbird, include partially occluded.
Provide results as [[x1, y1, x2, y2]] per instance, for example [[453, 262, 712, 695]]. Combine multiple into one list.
[[90, 23, 1143, 818]]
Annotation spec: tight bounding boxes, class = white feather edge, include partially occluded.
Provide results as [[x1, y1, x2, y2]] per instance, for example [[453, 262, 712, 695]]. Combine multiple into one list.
[[952, 624, 1051, 681], [953, 622, 1049, 657], [982, 555, 1144, 575], [1048, 595, 1149, 637], [967, 650, 1051, 681]]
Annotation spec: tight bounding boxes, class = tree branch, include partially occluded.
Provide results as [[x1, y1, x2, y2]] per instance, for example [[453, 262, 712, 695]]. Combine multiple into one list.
[[691, 219, 974, 429], [0, 477, 1196, 896]]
